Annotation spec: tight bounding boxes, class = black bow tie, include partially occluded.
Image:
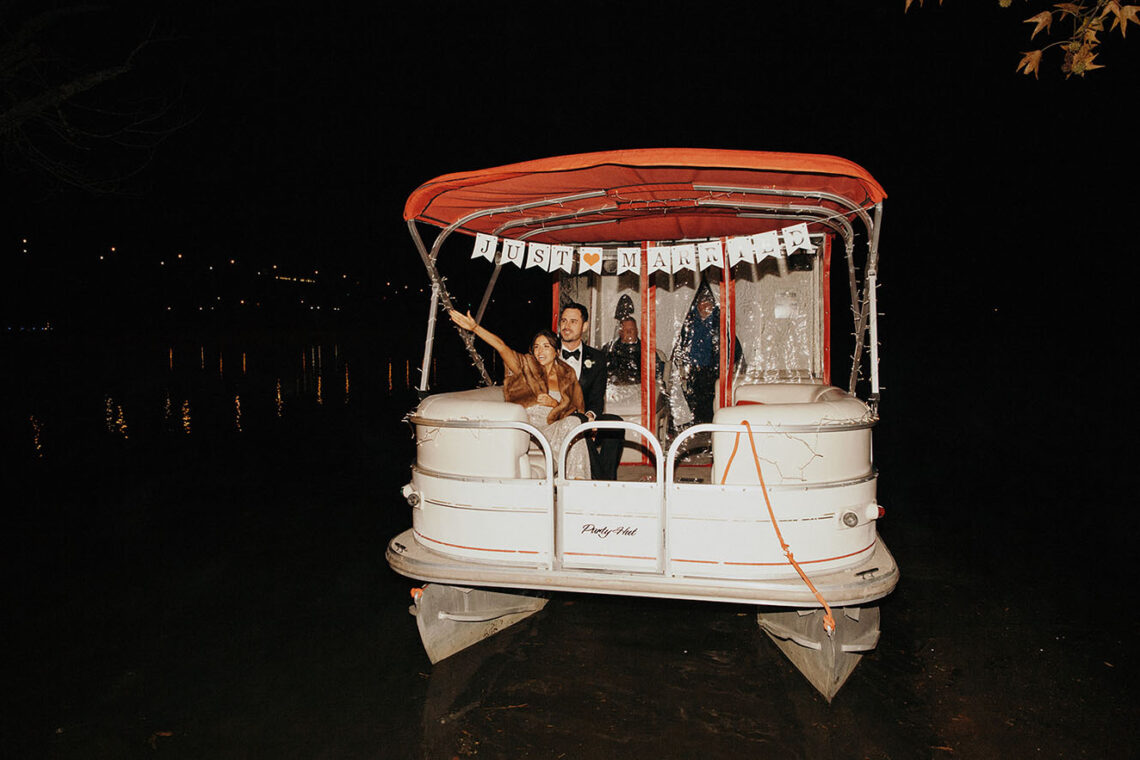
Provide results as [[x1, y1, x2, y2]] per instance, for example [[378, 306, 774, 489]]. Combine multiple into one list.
[[562, 348, 580, 361]]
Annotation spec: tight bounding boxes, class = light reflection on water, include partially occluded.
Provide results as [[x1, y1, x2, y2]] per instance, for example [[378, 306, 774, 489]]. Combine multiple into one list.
[[8, 334, 446, 460], [104, 395, 129, 440], [29, 415, 43, 458]]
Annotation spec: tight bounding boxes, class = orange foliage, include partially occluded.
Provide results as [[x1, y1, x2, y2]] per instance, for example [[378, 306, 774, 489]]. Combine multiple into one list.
[[907, 0, 1137, 77]]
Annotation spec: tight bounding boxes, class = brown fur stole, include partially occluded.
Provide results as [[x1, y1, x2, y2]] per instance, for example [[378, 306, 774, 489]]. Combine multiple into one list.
[[502, 350, 584, 424]]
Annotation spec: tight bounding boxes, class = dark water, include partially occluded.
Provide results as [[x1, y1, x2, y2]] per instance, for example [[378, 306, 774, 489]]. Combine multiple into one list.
[[2, 328, 1135, 758]]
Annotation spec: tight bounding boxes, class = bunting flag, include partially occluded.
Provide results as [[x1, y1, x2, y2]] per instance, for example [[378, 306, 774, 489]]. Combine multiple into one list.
[[725, 235, 756, 267], [550, 244, 575, 273], [501, 238, 526, 268], [616, 247, 641, 275], [781, 222, 816, 255], [697, 240, 724, 271], [526, 242, 551, 270], [579, 246, 603, 274], [468, 225, 819, 276], [671, 243, 697, 272], [754, 230, 782, 261], [472, 233, 497, 261], [646, 246, 671, 274]]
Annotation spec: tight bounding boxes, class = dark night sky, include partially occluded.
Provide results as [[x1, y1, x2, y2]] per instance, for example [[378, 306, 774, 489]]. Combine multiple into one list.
[[6, 1, 1138, 332]]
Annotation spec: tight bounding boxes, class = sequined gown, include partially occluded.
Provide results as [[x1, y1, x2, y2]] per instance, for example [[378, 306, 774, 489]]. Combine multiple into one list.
[[524, 390, 590, 479]]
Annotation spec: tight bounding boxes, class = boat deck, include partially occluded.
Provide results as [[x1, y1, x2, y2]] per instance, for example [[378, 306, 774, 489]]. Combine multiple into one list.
[[387, 527, 897, 608]]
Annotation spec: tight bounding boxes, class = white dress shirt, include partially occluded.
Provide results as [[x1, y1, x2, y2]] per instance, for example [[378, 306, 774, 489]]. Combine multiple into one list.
[[560, 344, 583, 378]]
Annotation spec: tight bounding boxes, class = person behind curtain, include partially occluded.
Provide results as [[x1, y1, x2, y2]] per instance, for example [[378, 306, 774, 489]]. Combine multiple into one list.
[[605, 316, 665, 389], [448, 309, 590, 479], [671, 286, 741, 428]]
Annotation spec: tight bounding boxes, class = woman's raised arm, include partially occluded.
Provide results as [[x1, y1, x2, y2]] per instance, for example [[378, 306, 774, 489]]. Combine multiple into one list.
[[448, 310, 521, 375]]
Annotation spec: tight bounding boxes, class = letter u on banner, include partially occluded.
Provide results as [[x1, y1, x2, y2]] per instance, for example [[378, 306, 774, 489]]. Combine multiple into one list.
[[501, 239, 526, 268]]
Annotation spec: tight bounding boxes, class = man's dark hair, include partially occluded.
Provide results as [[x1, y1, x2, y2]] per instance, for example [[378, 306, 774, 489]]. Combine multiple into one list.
[[561, 302, 589, 323]]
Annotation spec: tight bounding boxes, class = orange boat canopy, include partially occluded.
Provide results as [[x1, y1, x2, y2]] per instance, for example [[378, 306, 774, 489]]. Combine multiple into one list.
[[404, 148, 886, 245]]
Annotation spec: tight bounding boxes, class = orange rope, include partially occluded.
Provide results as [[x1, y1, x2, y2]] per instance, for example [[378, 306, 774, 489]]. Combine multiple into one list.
[[720, 420, 836, 635]]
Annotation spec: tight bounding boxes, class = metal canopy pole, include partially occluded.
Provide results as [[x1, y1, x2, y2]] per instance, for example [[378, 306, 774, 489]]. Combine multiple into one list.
[[847, 203, 883, 403], [407, 191, 607, 390], [692, 184, 876, 233], [417, 282, 440, 393], [866, 204, 884, 411], [475, 263, 503, 324], [408, 221, 493, 388]]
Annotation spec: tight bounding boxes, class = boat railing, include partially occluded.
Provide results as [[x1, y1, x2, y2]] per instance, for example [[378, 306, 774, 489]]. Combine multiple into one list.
[[556, 420, 665, 572], [555, 419, 664, 483], [409, 414, 874, 575]]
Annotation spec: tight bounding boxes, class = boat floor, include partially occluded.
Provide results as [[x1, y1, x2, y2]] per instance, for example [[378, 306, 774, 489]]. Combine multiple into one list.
[[615, 441, 712, 483], [386, 528, 898, 608]]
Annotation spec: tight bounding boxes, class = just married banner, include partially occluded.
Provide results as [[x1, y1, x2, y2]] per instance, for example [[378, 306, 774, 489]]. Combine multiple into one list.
[[470, 224, 816, 275]]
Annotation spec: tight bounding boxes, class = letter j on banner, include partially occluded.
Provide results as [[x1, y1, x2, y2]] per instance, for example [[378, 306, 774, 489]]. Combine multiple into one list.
[[472, 233, 497, 261]]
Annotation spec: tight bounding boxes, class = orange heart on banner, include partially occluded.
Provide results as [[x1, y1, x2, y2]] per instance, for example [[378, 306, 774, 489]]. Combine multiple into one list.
[[582, 252, 601, 268]]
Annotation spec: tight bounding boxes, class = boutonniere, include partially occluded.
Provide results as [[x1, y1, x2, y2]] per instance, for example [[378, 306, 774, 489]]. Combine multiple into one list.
[[584, 358, 594, 369]]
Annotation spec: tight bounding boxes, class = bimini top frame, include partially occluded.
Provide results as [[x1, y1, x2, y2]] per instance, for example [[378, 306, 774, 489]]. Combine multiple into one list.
[[403, 148, 886, 406]]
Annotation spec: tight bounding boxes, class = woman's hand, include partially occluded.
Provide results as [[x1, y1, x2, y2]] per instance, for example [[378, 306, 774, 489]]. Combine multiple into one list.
[[536, 393, 558, 408], [449, 309, 477, 332]]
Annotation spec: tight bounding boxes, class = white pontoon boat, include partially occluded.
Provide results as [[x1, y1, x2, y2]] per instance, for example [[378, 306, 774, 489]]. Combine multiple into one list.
[[386, 149, 897, 700]]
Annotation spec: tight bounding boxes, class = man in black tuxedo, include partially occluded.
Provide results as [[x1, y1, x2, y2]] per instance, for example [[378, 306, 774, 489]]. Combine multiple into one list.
[[559, 302, 623, 480]]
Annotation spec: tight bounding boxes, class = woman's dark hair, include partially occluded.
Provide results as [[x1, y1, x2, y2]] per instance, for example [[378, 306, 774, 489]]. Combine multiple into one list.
[[530, 328, 560, 354]]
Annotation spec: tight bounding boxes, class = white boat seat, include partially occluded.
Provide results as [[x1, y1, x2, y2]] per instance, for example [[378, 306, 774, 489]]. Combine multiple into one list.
[[414, 386, 535, 479], [712, 383, 874, 486]]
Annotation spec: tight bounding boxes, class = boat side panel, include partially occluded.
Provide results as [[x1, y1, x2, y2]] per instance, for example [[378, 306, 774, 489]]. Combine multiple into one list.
[[668, 479, 878, 579], [559, 480, 662, 572], [411, 469, 551, 565]]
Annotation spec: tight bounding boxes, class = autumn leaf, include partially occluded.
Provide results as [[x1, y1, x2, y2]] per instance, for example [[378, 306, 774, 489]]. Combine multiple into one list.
[[1025, 11, 1054, 39], [1066, 45, 1104, 76], [1017, 49, 1044, 77], [1109, 4, 1140, 36], [1055, 3, 1082, 19], [1077, 51, 1105, 73], [904, 0, 943, 11]]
